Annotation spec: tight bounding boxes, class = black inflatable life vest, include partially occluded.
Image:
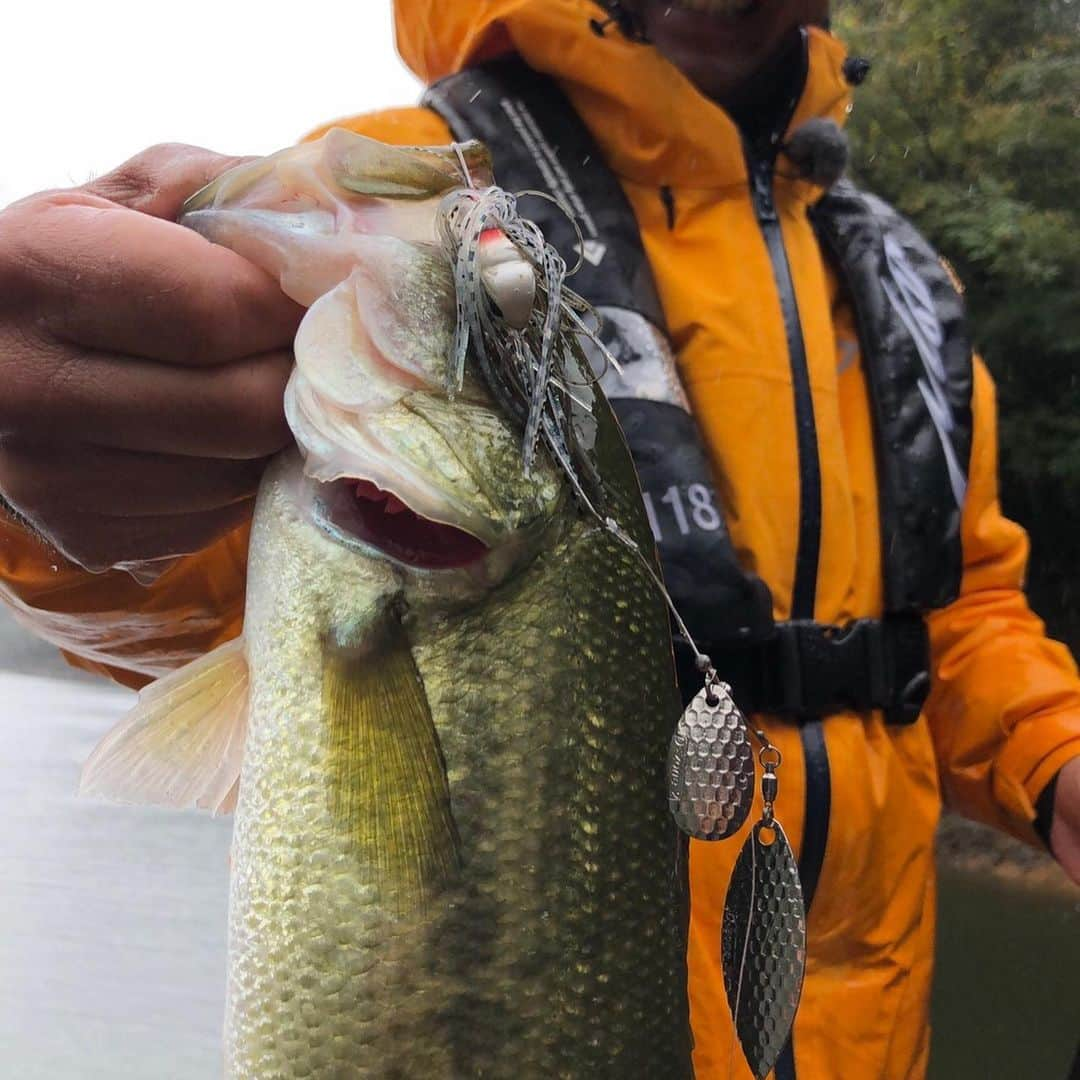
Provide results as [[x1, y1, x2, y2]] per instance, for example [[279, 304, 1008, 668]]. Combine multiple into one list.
[[425, 58, 975, 724]]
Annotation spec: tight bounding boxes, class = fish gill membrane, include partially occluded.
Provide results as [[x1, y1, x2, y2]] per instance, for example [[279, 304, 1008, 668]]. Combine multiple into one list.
[[79, 129, 692, 1078]]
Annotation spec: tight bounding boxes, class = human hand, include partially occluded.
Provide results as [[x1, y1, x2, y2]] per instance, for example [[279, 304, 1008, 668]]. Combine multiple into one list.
[[0, 144, 303, 572], [1050, 755, 1080, 886]]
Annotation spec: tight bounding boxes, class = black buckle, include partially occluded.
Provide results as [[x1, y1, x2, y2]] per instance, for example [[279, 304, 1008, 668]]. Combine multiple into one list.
[[775, 620, 863, 715], [705, 615, 930, 725]]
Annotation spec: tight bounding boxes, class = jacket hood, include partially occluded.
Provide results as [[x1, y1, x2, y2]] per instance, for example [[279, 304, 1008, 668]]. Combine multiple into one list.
[[393, 0, 852, 191]]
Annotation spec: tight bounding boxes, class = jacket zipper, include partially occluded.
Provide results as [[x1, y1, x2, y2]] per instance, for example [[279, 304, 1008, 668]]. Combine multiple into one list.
[[746, 150, 822, 620], [746, 143, 831, 1080]]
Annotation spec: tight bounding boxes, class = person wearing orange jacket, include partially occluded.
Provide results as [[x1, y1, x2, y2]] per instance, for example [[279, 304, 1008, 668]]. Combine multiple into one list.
[[1, 1, 1078, 1076]]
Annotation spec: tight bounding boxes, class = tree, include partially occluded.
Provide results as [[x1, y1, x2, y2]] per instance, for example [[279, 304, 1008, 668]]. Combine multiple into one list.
[[835, 0, 1080, 650]]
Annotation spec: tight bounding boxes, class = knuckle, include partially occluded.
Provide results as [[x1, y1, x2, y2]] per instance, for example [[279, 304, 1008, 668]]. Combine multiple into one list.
[[0, 342, 95, 445], [0, 345, 65, 437], [85, 143, 188, 206], [87, 143, 220, 212], [174, 311, 223, 367], [221, 358, 293, 456], [32, 352, 88, 424], [164, 270, 254, 366], [181, 274, 254, 364], [90, 155, 164, 208]]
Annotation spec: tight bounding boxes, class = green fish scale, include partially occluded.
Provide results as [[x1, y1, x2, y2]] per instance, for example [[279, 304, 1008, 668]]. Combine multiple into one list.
[[408, 512, 689, 1077]]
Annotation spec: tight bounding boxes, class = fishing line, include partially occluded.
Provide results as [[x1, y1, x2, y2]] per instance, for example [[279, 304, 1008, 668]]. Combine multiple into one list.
[[450, 141, 477, 191]]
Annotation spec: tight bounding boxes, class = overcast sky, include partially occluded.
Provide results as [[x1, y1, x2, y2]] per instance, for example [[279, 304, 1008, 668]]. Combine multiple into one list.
[[2, 2, 422, 207]]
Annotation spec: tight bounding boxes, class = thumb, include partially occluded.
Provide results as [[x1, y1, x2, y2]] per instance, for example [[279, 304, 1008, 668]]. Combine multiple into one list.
[[82, 143, 253, 219]]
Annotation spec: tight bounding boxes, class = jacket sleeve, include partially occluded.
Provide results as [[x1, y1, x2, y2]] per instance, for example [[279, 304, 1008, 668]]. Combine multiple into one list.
[[0, 504, 248, 690], [0, 106, 454, 691], [926, 357, 1080, 845]]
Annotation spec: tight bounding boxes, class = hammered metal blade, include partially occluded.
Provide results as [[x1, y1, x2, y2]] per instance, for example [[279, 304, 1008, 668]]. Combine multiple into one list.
[[667, 681, 754, 841], [721, 821, 806, 1080]]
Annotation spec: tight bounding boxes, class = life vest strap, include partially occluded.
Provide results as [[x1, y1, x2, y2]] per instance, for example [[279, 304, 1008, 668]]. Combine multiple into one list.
[[675, 614, 931, 725]]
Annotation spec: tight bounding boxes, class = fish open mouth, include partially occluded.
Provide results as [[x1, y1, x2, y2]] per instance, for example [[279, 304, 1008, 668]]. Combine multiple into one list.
[[316, 479, 490, 570]]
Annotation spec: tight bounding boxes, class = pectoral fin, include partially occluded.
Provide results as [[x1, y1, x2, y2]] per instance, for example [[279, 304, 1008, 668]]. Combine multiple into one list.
[[324, 625, 460, 915], [80, 637, 249, 816]]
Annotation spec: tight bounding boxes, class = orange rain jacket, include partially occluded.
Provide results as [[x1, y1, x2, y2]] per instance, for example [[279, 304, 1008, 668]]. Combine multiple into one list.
[[3, 2, 1080, 1076]]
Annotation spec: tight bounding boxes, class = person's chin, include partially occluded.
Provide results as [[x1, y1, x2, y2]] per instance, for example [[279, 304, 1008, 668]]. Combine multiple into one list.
[[638, 1, 781, 98], [638, 0, 773, 38]]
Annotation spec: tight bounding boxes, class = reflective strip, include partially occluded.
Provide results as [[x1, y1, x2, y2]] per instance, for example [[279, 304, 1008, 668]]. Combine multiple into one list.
[[882, 234, 968, 507]]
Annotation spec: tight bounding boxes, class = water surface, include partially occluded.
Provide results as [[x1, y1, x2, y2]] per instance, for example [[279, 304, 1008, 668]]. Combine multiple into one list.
[[1, 611, 1076, 1077]]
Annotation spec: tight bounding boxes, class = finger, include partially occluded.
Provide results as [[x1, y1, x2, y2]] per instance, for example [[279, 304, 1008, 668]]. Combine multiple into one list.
[[46, 501, 256, 572], [9, 198, 303, 366], [3, 342, 294, 459], [0, 443, 269, 518], [82, 143, 251, 220]]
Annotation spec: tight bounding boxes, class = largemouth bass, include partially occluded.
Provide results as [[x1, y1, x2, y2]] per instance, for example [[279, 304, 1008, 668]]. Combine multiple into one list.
[[81, 129, 692, 1078]]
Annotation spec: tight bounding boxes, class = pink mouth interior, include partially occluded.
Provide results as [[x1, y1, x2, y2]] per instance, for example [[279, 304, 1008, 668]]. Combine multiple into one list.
[[349, 480, 489, 569]]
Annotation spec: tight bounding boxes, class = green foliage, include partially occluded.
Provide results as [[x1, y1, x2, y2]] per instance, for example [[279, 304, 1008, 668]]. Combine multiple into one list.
[[835, 0, 1080, 648]]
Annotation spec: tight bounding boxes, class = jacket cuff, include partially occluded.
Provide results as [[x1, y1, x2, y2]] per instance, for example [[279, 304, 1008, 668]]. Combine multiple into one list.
[[992, 723, 1080, 836]]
